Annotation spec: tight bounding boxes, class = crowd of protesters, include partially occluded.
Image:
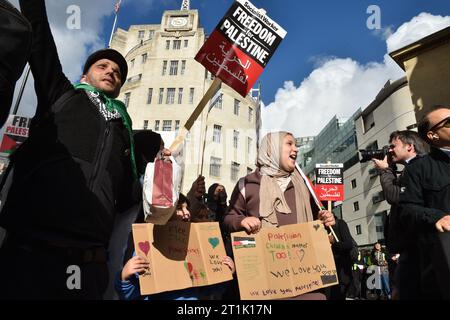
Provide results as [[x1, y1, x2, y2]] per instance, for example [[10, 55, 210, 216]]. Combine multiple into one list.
[[0, 0, 449, 301]]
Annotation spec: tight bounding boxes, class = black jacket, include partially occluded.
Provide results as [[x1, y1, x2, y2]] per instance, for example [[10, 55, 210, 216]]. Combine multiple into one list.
[[399, 147, 450, 298], [330, 219, 354, 286], [0, 0, 138, 248], [379, 159, 419, 253], [0, 0, 32, 126]]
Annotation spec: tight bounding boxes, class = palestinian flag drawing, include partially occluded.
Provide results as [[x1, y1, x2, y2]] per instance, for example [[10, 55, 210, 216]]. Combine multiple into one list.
[[232, 236, 256, 249], [0, 115, 31, 155]]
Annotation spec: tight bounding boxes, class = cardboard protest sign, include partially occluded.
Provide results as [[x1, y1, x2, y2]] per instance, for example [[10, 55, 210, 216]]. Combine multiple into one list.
[[231, 221, 338, 300], [195, 0, 286, 97], [0, 115, 31, 155], [314, 163, 344, 201], [132, 221, 232, 295]]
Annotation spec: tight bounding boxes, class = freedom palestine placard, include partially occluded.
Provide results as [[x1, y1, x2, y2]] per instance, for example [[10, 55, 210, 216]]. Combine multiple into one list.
[[0, 115, 31, 155], [195, 0, 286, 97], [314, 163, 344, 201]]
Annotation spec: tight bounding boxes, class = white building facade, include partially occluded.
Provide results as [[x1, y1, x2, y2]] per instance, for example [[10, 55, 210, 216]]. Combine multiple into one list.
[[342, 77, 418, 246], [110, 6, 259, 194]]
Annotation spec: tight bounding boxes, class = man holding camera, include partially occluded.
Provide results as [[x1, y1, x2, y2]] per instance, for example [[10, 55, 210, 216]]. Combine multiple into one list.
[[399, 105, 450, 299], [372, 130, 428, 299]]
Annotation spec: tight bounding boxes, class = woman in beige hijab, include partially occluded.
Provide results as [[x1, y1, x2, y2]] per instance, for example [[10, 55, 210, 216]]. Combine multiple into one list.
[[223, 131, 335, 300], [224, 131, 334, 232]]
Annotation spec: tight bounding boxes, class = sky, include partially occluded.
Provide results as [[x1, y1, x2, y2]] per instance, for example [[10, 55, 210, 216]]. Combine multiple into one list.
[[7, 0, 450, 138]]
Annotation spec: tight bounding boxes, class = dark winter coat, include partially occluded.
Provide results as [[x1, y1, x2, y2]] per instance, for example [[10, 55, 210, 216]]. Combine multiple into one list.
[[399, 147, 450, 299], [0, 0, 138, 248]]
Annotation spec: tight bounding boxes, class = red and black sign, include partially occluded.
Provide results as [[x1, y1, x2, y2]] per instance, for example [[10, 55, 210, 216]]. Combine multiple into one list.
[[0, 115, 31, 155], [195, 0, 286, 97]]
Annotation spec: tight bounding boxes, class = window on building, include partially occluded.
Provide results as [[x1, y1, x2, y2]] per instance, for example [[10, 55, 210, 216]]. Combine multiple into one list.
[[148, 30, 155, 39], [376, 226, 384, 233], [130, 59, 135, 69], [124, 92, 131, 108], [353, 201, 359, 212], [234, 99, 240, 116], [175, 120, 180, 133], [233, 130, 239, 149], [184, 40, 188, 48], [210, 157, 221, 177], [178, 88, 183, 104], [356, 225, 362, 235], [138, 30, 145, 38], [351, 179, 357, 189], [143, 120, 148, 130], [372, 191, 385, 204], [369, 167, 379, 178], [231, 162, 240, 181], [162, 60, 167, 75], [154, 120, 160, 131], [165, 40, 170, 50], [213, 94, 223, 109], [166, 88, 175, 104], [169, 60, 178, 76], [213, 125, 222, 143], [248, 107, 253, 122], [247, 137, 252, 152], [363, 112, 375, 133], [147, 88, 153, 104], [189, 88, 194, 104], [158, 88, 164, 104], [181, 60, 186, 75], [173, 40, 181, 50], [141, 53, 147, 64], [127, 74, 142, 84], [162, 120, 172, 131], [366, 141, 379, 150]]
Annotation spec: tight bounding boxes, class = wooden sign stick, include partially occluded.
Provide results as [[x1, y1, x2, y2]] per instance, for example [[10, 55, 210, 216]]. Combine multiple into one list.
[[296, 162, 339, 242], [326, 161, 339, 242], [169, 78, 222, 152]]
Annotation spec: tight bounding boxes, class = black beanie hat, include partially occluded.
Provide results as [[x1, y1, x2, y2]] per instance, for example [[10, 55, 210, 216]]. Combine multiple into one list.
[[83, 48, 128, 86]]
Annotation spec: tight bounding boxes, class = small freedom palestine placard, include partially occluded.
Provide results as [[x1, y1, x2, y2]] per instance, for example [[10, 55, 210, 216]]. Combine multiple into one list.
[[314, 163, 344, 201], [0, 115, 31, 155]]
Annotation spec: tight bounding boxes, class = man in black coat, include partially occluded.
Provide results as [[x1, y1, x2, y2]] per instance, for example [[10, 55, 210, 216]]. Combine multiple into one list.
[[399, 105, 450, 299], [326, 216, 355, 300], [0, 0, 139, 299], [372, 130, 428, 299]]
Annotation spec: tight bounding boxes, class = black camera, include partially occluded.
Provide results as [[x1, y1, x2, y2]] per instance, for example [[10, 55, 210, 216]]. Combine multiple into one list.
[[359, 146, 389, 163]]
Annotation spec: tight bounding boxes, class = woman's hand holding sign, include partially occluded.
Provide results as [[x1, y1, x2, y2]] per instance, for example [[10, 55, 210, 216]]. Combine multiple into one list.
[[240, 216, 261, 234], [318, 210, 335, 228]]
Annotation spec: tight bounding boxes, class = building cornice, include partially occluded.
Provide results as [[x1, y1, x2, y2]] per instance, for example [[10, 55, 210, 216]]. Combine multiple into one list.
[[357, 76, 408, 120], [389, 26, 450, 70]]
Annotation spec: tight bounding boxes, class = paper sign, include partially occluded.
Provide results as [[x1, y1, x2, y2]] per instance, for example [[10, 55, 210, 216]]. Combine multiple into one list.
[[231, 221, 338, 300], [314, 163, 344, 201], [0, 115, 31, 155], [132, 221, 233, 295], [195, 0, 286, 97]]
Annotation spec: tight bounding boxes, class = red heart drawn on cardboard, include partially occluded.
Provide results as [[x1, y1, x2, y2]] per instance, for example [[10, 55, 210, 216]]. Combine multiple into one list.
[[138, 241, 150, 256]]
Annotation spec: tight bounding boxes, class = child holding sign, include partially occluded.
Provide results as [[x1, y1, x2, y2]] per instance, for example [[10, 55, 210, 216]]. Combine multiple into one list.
[[115, 194, 235, 300], [224, 131, 336, 300]]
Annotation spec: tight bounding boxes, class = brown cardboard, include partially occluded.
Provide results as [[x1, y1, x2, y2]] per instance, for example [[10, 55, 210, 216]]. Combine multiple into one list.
[[132, 221, 233, 295], [231, 220, 338, 300]]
